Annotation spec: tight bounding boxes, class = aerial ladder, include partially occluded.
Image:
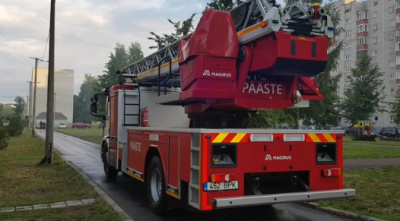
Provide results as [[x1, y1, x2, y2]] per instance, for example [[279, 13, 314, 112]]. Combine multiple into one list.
[[118, 0, 333, 128]]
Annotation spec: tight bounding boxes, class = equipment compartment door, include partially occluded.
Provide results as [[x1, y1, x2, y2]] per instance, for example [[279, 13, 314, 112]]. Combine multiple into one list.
[[168, 136, 180, 189]]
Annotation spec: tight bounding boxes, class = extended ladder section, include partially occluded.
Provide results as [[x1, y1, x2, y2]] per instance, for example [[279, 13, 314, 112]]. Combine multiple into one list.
[[120, 0, 333, 87], [119, 0, 334, 114]]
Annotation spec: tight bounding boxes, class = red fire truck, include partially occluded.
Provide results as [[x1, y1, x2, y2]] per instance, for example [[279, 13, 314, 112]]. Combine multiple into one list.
[[91, 0, 355, 215]]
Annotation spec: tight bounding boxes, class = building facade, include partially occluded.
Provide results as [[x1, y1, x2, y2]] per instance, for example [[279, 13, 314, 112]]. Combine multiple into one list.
[[333, 0, 400, 127], [29, 68, 74, 128]]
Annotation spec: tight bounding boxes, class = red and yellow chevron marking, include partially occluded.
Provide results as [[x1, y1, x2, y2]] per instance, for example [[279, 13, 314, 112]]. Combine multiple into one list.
[[306, 133, 336, 143], [212, 133, 248, 143]]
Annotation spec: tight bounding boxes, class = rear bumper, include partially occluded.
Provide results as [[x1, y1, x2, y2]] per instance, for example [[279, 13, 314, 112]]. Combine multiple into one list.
[[213, 189, 356, 209]]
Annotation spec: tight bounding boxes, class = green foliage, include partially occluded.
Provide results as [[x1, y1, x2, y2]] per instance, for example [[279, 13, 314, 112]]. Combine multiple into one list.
[[0, 123, 9, 150], [74, 74, 99, 123], [285, 0, 322, 5], [6, 114, 24, 137], [390, 94, 400, 124], [340, 54, 385, 125], [148, 14, 196, 49], [14, 96, 25, 116], [248, 110, 295, 128], [206, 0, 245, 11]]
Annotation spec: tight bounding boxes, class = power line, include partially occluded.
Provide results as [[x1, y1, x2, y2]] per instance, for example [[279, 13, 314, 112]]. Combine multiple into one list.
[[42, 32, 50, 60]]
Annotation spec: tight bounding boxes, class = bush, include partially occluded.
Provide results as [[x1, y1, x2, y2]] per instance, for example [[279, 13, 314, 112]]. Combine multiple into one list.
[[6, 115, 24, 137], [0, 125, 9, 150]]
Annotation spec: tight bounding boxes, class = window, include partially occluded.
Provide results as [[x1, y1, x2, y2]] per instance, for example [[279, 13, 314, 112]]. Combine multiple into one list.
[[396, 57, 400, 65], [357, 50, 367, 58], [391, 75, 395, 81], [390, 47, 395, 54], [397, 29, 400, 37], [391, 115, 395, 123], [397, 85, 400, 91], [390, 34, 395, 41], [397, 72, 400, 79], [397, 1, 400, 9], [346, 30, 351, 36], [344, 42, 351, 48], [375, 116, 379, 121], [345, 67, 351, 72], [357, 11, 367, 20], [389, 6, 395, 14], [372, 50, 378, 56], [396, 42, 400, 51], [345, 55, 351, 60], [372, 24, 378, 31], [391, 61, 396, 67], [396, 14, 400, 23], [373, 37, 378, 44], [391, 19, 396, 26], [358, 38, 367, 45], [357, 25, 368, 33], [372, 11, 377, 18], [345, 18, 351, 24], [391, 88, 396, 94], [373, 2, 378, 6]]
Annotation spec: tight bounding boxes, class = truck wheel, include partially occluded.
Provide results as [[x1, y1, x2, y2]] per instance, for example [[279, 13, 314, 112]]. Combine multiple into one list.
[[146, 156, 166, 215], [102, 152, 118, 179]]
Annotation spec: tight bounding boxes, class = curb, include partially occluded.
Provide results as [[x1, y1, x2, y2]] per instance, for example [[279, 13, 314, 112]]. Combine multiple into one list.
[[35, 130, 134, 221], [300, 202, 384, 221]]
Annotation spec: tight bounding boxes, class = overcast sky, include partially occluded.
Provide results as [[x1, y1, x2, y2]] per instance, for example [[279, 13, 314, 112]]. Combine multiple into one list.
[[0, 0, 290, 104]]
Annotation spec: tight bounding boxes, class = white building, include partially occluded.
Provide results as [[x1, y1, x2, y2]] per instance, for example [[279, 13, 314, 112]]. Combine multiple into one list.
[[333, 0, 400, 127], [29, 68, 74, 128]]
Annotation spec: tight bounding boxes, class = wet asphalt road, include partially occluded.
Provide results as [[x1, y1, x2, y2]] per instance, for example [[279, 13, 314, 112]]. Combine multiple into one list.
[[35, 130, 354, 221]]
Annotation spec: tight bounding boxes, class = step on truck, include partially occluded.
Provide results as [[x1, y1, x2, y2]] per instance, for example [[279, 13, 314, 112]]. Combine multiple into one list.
[[91, 0, 356, 215]]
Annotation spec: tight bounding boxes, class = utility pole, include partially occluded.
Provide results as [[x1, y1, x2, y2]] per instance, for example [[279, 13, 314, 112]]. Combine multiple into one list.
[[27, 81, 33, 130], [29, 57, 44, 137], [40, 0, 55, 165]]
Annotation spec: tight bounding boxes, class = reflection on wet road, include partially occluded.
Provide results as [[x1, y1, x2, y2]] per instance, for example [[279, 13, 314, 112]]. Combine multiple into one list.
[[36, 130, 352, 221]]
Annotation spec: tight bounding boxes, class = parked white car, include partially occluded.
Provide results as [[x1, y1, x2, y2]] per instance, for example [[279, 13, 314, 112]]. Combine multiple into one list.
[[58, 123, 67, 129]]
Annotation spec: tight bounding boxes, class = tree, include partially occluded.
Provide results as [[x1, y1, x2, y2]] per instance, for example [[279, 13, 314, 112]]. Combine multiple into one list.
[[390, 95, 400, 124], [248, 110, 295, 128], [206, 0, 245, 11], [340, 54, 385, 125], [14, 96, 25, 116], [148, 14, 196, 49], [96, 42, 144, 91], [74, 74, 99, 123], [6, 114, 24, 137], [0, 121, 8, 150]]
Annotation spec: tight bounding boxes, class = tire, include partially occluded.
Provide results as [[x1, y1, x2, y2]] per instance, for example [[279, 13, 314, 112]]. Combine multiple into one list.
[[146, 156, 167, 215], [102, 152, 118, 179]]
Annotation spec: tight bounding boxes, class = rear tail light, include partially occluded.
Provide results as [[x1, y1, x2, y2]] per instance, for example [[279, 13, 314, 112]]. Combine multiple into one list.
[[211, 173, 235, 182], [322, 168, 341, 177]]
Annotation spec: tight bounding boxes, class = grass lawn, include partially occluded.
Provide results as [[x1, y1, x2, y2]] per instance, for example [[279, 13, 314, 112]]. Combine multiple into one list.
[[343, 143, 400, 159], [320, 167, 400, 221], [0, 130, 122, 221], [55, 127, 103, 144]]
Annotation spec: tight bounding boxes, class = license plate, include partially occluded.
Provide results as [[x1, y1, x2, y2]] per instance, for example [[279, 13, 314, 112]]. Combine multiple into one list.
[[203, 181, 239, 192]]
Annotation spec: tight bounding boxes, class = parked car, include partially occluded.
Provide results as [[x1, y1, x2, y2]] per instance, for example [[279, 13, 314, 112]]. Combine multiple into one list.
[[72, 122, 91, 129], [58, 122, 67, 129], [379, 127, 400, 138]]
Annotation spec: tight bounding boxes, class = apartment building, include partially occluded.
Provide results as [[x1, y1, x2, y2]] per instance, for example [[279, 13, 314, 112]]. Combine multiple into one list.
[[333, 0, 400, 127], [28, 68, 74, 128]]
